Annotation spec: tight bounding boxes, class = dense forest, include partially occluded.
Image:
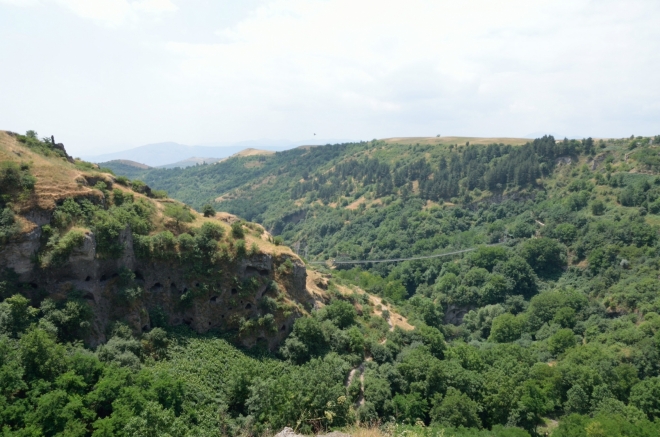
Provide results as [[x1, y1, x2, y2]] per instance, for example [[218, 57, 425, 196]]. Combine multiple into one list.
[[5, 132, 660, 436]]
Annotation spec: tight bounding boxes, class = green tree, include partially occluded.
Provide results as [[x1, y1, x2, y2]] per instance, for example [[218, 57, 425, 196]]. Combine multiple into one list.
[[430, 387, 481, 428], [0, 294, 37, 337], [630, 377, 660, 420], [591, 200, 606, 216], [392, 392, 428, 424], [548, 328, 577, 355], [520, 237, 565, 277], [319, 300, 357, 329], [164, 204, 195, 228], [202, 203, 216, 217], [494, 256, 537, 298], [19, 328, 66, 381], [565, 384, 589, 415], [489, 313, 525, 343]]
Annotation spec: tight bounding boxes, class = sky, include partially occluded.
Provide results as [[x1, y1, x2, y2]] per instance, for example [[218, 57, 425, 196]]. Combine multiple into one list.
[[1, 0, 659, 156]]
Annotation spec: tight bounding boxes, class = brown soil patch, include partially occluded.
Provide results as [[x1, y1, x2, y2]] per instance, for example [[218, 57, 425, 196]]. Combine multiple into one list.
[[346, 197, 366, 210], [305, 270, 330, 308]]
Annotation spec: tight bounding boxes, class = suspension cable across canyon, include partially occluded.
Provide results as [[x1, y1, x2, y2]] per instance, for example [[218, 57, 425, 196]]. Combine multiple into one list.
[[308, 242, 507, 265]]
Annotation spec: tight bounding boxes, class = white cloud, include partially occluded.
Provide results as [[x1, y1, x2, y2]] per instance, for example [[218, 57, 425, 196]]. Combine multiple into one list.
[[3, 0, 179, 26], [156, 0, 659, 139], [132, 0, 177, 14], [1, 0, 659, 153], [0, 0, 38, 5]]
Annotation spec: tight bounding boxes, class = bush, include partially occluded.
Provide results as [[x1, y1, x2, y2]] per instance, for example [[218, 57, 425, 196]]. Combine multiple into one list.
[[115, 175, 130, 186], [231, 221, 245, 239], [164, 204, 195, 226], [198, 221, 224, 240], [319, 300, 357, 328], [94, 211, 125, 258], [591, 199, 606, 215], [202, 204, 216, 217], [235, 239, 246, 258], [0, 161, 36, 194], [142, 328, 169, 359], [43, 229, 85, 267], [151, 189, 168, 199], [0, 294, 37, 337], [0, 207, 19, 246]]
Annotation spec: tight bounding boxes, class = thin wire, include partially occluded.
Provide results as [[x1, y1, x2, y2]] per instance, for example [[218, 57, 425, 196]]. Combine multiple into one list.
[[308, 242, 506, 265]]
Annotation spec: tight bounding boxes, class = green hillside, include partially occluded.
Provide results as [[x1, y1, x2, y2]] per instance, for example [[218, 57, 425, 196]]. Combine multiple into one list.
[[5, 131, 660, 436], [103, 133, 660, 434]]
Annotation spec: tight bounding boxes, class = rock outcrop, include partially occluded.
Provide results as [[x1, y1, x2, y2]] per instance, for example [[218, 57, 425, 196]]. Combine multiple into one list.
[[0, 221, 312, 347]]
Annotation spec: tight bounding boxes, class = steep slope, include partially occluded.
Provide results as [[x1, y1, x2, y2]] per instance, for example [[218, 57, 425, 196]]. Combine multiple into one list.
[[0, 130, 315, 348]]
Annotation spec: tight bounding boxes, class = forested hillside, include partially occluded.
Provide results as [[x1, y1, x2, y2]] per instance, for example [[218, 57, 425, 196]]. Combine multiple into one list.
[[5, 131, 660, 436], [102, 134, 660, 435]]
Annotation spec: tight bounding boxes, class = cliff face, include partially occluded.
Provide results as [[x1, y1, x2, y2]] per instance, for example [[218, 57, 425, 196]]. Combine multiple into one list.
[[1, 225, 310, 347], [0, 131, 316, 349]]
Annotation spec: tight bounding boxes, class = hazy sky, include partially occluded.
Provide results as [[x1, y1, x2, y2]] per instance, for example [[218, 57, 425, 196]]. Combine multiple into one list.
[[1, 0, 659, 156]]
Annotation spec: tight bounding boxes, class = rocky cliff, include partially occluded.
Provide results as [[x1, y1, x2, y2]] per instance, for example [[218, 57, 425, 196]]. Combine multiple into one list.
[[0, 130, 316, 348]]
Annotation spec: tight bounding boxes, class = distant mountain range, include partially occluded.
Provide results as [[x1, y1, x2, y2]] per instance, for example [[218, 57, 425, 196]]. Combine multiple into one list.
[[83, 138, 350, 167]]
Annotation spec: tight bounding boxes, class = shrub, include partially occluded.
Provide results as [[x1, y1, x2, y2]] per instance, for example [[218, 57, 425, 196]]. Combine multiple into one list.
[[0, 161, 36, 194], [235, 239, 246, 258], [113, 188, 126, 206], [142, 328, 168, 359], [131, 180, 148, 193], [198, 221, 224, 240], [151, 231, 177, 260], [43, 229, 85, 267], [591, 199, 606, 215], [0, 207, 19, 246], [164, 204, 195, 227], [319, 300, 357, 329], [0, 294, 37, 337], [94, 211, 125, 258], [98, 167, 115, 175], [202, 203, 216, 217], [40, 297, 92, 342], [115, 175, 129, 186], [151, 189, 168, 199], [231, 221, 245, 239]]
